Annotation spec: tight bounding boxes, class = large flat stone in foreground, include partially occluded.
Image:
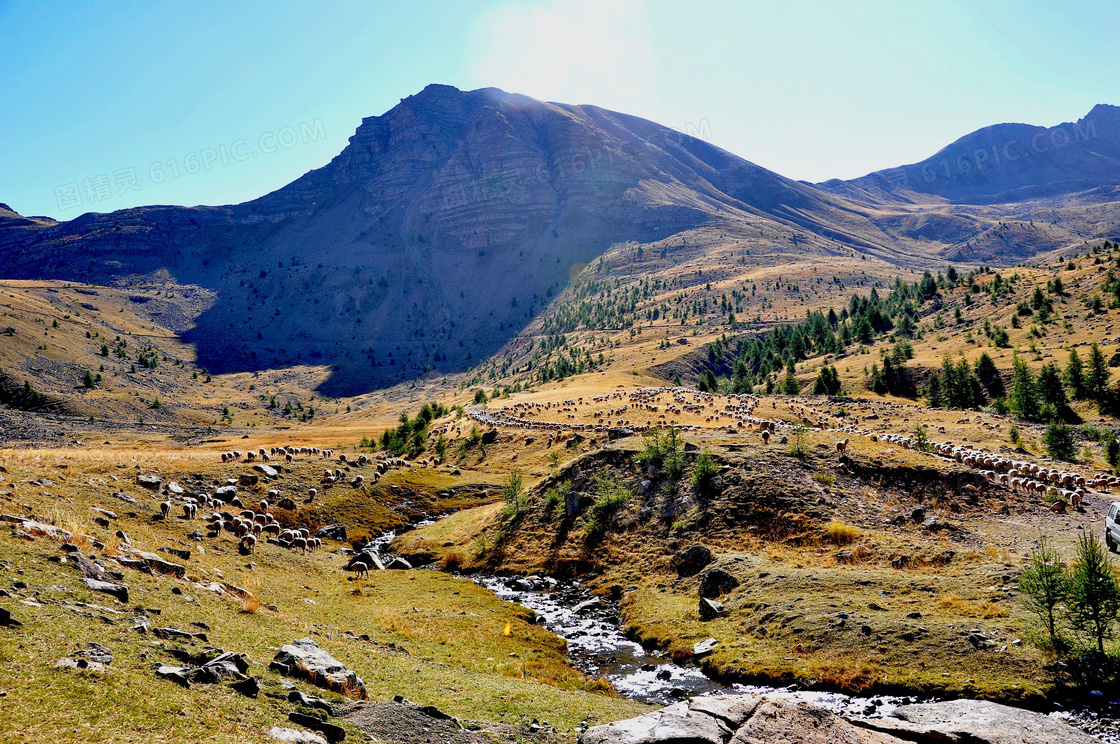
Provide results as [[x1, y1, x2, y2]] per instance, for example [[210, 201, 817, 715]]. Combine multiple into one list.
[[852, 699, 1099, 744], [581, 696, 1096, 744], [270, 638, 367, 700]]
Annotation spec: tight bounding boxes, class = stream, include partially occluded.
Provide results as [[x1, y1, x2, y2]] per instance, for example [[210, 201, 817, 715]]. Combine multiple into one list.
[[370, 523, 1120, 741]]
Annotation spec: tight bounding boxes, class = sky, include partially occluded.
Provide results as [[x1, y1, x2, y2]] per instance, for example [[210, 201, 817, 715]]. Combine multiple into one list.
[[1, 0, 1118, 220]]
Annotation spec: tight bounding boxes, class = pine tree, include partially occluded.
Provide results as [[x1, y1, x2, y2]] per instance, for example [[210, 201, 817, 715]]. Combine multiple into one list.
[[1065, 348, 1086, 399], [1010, 356, 1041, 421], [1037, 362, 1067, 410], [1018, 535, 1069, 647], [1086, 343, 1110, 402], [1067, 531, 1120, 654]]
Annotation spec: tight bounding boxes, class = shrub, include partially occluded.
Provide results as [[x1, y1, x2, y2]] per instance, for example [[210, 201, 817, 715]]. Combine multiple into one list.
[[542, 480, 571, 519], [823, 521, 862, 546], [501, 469, 526, 518], [583, 473, 631, 544], [1044, 421, 1077, 462], [690, 450, 720, 491], [639, 427, 684, 481]]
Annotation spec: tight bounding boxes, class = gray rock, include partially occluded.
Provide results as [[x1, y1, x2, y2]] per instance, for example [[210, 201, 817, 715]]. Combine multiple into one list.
[[254, 464, 279, 477], [82, 578, 129, 603], [698, 597, 726, 621], [270, 638, 367, 700], [608, 427, 635, 441], [581, 698, 738, 744], [672, 545, 714, 577], [156, 665, 192, 687], [166, 482, 184, 495], [692, 638, 718, 656], [699, 568, 740, 598], [20, 519, 72, 541], [267, 727, 327, 744], [136, 475, 163, 490], [0, 607, 20, 626], [288, 712, 345, 743], [288, 689, 335, 715], [316, 524, 347, 542], [230, 676, 260, 697], [851, 699, 1099, 744], [239, 474, 259, 487], [215, 485, 237, 501], [384, 557, 412, 570], [109, 491, 138, 505]]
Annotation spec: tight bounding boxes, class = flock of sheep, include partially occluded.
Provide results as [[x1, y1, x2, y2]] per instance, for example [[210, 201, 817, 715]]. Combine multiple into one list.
[[470, 386, 1117, 509]]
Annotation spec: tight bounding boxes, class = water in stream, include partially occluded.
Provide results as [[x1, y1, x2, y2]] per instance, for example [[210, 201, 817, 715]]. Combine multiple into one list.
[[370, 523, 1119, 739], [471, 573, 1120, 741]]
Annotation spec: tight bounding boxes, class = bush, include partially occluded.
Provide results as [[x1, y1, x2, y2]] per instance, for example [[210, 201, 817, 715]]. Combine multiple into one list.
[[690, 450, 720, 491], [1044, 420, 1077, 462], [639, 428, 684, 481], [542, 480, 571, 519], [501, 469, 526, 518], [823, 521, 862, 546], [583, 473, 631, 544]]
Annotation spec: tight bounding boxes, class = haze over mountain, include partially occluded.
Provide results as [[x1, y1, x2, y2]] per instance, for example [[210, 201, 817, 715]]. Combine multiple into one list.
[[2, 86, 1118, 394]]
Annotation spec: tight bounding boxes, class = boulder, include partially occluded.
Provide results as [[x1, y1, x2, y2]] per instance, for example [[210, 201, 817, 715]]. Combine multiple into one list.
[[384, 557, 412, 570], [65, 550, 114, 582], [850, 699, 1099, 744], [166, 482, 184, 495], [672, 545, 714, 577], [288, 712, 345, 743], [215, 485, 238, 502], [692, 638, 718, 656], [481, 429, 498, 445], [698, 568, 740, 598], [159, 546, 191, 561], [316, 524, 347, 542], [20, 519, 72, 541], [267, 727, 327, 744], [156, 665, 192, 687], [288, 689, 335, 715], [608, 427, 635, 441], [254, 464, 280, 477], [82, 578, 129, 603], [1, 607, 21, 627], [698, 597, 726, 621], [270, 638, 367, 700], [239, 474, 259, 487], [230, 676, 260, 697], [136, 475, 163, 490]]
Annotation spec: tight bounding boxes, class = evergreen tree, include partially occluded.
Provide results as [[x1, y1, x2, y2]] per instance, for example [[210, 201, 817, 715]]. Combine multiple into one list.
[[1010, 356, 1041, 421], [1086, 343, 1110, 402], [974, 352, 1004, 400], [1065, 348, 1087, 400], [1043, 421, 1077, 462], [1018, 535, 1069, 647], [1037, 362, 1068, 410], [1067, 531, 1120, 654], [782, 370, 802, 395]]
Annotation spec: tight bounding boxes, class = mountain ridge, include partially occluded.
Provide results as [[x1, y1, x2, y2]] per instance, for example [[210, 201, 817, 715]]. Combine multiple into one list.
[[2, 86, 1119, 394]]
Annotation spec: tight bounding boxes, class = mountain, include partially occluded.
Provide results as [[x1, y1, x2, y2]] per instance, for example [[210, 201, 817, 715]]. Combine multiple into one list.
[[0, 85, 904, 395], [819, 104, 1120, 205], [3, 88, 1119, 395]]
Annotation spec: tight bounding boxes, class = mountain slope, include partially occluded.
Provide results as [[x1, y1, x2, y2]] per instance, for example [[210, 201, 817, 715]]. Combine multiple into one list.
[[819, 104, 1120, 205], [0, 85, 906, 395]]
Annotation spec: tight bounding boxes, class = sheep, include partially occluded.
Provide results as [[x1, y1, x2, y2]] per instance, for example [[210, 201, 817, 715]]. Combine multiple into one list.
[[259, 499, 269, 513], [182, 502, 197, 519], [239, 534, 257, 554], [836, 438, 850, 455], [308, 488, 317, 499], [160, 500, 171, 518]]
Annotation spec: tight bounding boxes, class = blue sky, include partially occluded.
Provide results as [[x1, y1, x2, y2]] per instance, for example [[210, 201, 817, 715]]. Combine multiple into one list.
[[2, 0, 1117, 219]]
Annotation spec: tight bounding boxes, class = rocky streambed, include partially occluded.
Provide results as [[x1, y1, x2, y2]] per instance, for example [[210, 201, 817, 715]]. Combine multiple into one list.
[[470, 573, 1120, 743]]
